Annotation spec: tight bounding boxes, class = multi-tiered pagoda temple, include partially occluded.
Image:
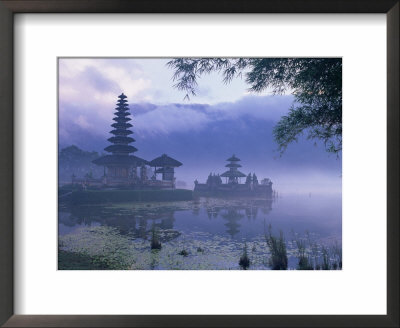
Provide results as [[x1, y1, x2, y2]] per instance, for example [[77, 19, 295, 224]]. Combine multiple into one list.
[[194, 155, 273, 197], [220, 155, 246, 184], [89, 93, 182, 189], [92, 93, 148, 185]]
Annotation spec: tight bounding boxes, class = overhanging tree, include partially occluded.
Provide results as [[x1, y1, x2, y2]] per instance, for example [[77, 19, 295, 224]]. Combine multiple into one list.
[[167, 58, 342, 154]]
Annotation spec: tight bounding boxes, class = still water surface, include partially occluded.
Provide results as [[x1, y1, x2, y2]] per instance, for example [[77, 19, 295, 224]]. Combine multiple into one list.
[[58, 193, 341, 270]]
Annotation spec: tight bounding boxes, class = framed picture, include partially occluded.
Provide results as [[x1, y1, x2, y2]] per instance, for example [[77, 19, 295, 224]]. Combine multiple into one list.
[[0, 0, 398, 327], [57, 56, 343, 273]]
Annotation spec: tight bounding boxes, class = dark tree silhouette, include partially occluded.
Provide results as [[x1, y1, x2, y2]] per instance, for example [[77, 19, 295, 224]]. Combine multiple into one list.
[[167, 58, 342, 154]]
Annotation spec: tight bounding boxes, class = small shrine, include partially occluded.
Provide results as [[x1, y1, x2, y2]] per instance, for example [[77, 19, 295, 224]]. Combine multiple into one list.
[[150, 154, 182, 182], [194, 155, 273, 197]]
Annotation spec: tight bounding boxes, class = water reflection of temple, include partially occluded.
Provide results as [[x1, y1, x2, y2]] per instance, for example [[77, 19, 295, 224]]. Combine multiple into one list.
[[59, 204, 178, 241], [203, 199, 273, 237], [245, 206, 259, 220], [221, 209, 244, 237], [59, 197, 273, 240], [206, 206, 221, 219]]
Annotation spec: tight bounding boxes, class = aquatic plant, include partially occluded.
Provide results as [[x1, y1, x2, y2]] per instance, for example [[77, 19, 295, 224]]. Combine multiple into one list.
[[264, 224, 288, 270], [59, 226, 136, 269], [58, 250, 107, 270], [150, 225, 162, 250], [295, 238, 314, 270], [290, 231, 342, 270], [306, 232, 320, 270], [331, 240, 342, 269], [321, 246, 330, 270], [178, 249, 189, 257], [239, 243, 250, 270]]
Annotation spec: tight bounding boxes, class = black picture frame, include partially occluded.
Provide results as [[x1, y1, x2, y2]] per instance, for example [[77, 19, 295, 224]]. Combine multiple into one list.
[[0, 1, 398, 327]]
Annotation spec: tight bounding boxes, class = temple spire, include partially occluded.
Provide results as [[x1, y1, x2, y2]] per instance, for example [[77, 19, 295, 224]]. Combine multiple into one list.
[[104, 93, 137, 155], [92, 93, 148, 182]]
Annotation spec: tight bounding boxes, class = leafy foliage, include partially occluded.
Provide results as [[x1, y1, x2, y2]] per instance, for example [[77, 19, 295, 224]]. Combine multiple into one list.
[[167, 58, 342, 153], [59, 145, 103, 181]]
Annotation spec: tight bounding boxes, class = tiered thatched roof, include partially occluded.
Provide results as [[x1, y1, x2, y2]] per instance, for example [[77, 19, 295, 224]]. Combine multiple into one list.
[[225, 163, 242, 168], [221, 170, 246, 178], [222, 154, 245, 178], [149, 154, 183, 167], [226, 154, 240, 162], [105, 93, 136, 155], [93, 154, 148, 166]]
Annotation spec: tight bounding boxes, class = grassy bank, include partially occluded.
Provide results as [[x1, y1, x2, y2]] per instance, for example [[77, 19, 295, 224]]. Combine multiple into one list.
[[67, 189, 193, 205]]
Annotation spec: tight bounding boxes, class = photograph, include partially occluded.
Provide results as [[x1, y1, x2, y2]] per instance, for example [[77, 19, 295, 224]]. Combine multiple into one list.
[[58, 57, 342, 270]]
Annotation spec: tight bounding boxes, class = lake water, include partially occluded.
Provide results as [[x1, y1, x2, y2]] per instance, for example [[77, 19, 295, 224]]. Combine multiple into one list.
[[58, 193, 342, 270]]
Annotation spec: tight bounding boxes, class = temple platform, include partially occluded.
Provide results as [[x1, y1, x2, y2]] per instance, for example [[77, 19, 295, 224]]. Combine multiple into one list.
[[71, 176, 175, 189]]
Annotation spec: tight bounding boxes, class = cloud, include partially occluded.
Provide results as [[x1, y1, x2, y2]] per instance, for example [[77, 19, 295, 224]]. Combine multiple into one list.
[[59, 92, 295, 144], [59, 58, 153, 124], [74, 115, 93, 129], [134, 103, 211, 135], [208, 95, 293, 121], [131, 95, 293, 135]]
